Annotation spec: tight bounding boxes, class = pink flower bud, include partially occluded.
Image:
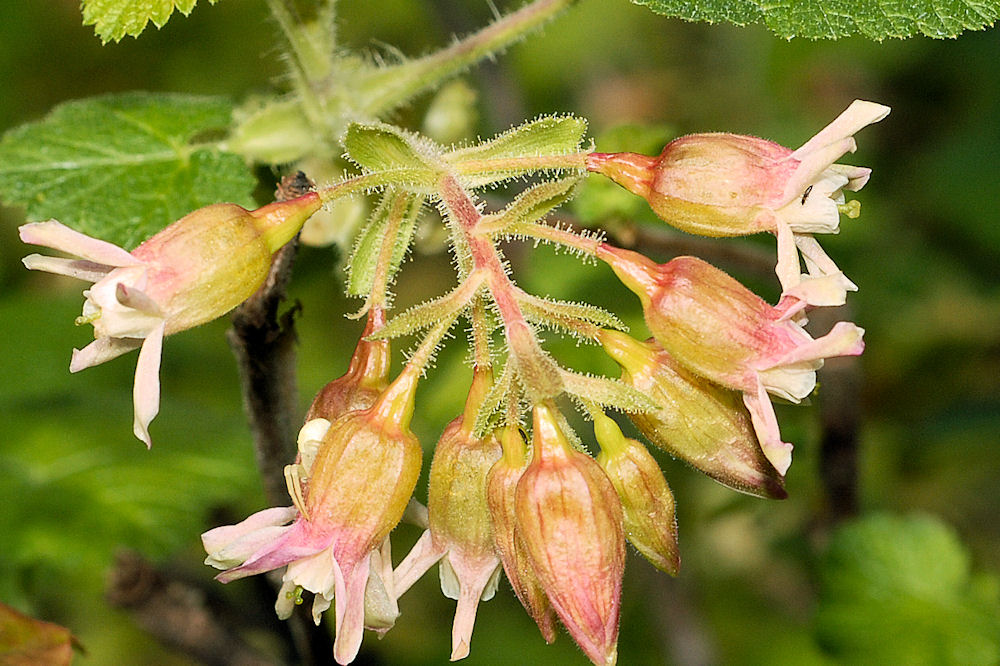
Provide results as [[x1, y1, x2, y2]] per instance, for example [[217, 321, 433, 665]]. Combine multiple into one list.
[[587, 101, 889, 305], [598, 330, 785, 498], [485, 425, 558, 644], [204, 368, 423, 665], [593, 411, 680, 574], [516, 403, 625, 666], [392, 368, 503, 660], [598, 246, 864, 476], [19, 193, 322, 446]]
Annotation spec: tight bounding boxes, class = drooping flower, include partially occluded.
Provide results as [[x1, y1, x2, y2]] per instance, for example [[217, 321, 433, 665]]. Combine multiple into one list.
[[392, 368, 503, 661], [587, 100, 889, 308], [515, 402, 625, 666], [203, 366, 423, 665], [592, 410, 680, 575], [19, 193, 322, 446], [599, 246, 864, 475], [597, 329, 785, 497], [485, 425, 559, 644]]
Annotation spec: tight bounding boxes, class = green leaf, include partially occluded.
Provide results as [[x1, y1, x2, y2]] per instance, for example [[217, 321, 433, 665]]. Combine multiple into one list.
[[346, 191, 423, 297], [447, 115, 588, 187], [343, 122, 442, 190], [817, 513, 1000, 665], [0, 92, 255, 249], [479, 177, 582, 236], [631, 0, 1000, 40], [82, 0, 220, 43]]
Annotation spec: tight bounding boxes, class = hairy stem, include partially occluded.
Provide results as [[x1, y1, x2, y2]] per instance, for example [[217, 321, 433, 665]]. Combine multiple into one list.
[[438, 174, 562, 400], [356, 0, 578, 116]]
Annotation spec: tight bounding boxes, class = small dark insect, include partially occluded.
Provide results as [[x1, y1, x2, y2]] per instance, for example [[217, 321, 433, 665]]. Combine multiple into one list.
[[801, 184, 814, 205]]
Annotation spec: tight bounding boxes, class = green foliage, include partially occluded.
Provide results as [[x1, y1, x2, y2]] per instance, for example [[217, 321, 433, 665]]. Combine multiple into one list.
[[631, 0, 1000, 40], [0, 93, 255, 249], [816, 513, 1000, 664], [82, 0, 220, 43]]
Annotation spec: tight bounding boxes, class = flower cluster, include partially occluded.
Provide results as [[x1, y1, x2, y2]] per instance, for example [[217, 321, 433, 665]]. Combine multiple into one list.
[[21, 101, 886, 664]]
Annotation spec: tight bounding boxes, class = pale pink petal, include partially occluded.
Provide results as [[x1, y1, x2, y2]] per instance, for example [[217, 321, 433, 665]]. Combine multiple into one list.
[[782, 273, 856, 308], [773, 218, 801, 294], [392, 529, 445, 598], [22, 254, 112, 283], [132, 322, 165, 448], [743, 382, 792, 476], [201, 506, 298, 556], [828, 163, 872, 192], [217, 523, 332, 582], [772, 321, 865, 367], [19, 221, 142, 267], [333, 556, 371, 665], [780, 137, 857, 207], [205, 524, 296, 570], [791, 100, 891, 161], [70, 337, 142, 372], [445, 557, 502, 661]]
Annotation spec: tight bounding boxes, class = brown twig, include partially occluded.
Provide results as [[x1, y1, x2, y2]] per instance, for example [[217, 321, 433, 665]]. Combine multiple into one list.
[[106, 550, 278, 666], [227, 171, 314, 506]]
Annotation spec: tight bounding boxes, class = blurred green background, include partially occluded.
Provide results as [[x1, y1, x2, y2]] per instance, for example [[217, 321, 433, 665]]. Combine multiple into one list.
[[1, 1, 998, 664]]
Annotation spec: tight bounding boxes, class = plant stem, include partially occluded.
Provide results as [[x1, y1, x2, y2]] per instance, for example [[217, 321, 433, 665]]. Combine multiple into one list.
[[356, 0, 578, 116], [438, 174, 562, 401], [451, 151, 589, 178]]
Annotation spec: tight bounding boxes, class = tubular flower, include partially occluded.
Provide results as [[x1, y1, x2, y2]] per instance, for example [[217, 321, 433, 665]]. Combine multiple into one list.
[[393, 368, 503, 661], [203, 368, 423, 665], [597, 329, 785, 497], [599, 246, 864, 476], [19, 193, 322, 446], [587, 100, 889, 307], [516, 402, 625, 666], [592, 410, 680, 575], [485, 425, 559, 644]]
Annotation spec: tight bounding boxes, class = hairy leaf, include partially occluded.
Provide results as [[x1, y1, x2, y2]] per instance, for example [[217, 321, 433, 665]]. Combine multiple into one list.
[[346, 191, 423, 297], [343, 122, 442, 190], [561, 370, 658, 413], [0, 92, 254, 249], [447, 115, 588, 187], [518, 292, 626, 337], [478, 177, 582, 236], [632, 0, 1000, 40], [82, 0, 220, 43]]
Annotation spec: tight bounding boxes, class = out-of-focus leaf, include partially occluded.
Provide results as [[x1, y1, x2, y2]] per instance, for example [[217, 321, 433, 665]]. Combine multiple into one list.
[[631, 0, 1000, 40], [81, 0, 221, 43], [0, 602, 77, 666], [0, 92, 255, 249], [816, 513, 1000, 665]]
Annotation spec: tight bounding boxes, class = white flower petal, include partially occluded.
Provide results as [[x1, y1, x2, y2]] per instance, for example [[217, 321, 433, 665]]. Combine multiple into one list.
[[791, 100, 890, 161], [19, 221, 142, 267], [742, 382, 792, 476], [70, 337, 142, 372], [22, 254, 113, 283], [133, 322, 165, 448]]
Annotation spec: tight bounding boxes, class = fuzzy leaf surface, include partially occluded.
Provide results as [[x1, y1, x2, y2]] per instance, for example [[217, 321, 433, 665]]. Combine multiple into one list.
[[343, 122, 441, 190], [631, 0, 1000, 40], [82, 0, 220, 43], [0, 92, 254, 249]]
